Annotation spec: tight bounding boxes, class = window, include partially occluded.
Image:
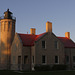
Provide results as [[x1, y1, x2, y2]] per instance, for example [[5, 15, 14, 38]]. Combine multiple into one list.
[[73, 56, 75, 63], [66, 56, 69, 63], [24, 56, 28, 64], [55, 56, 59, 64], [42, 41, 46, 48], [42, 55, 46, 64], [54, 41, 59, 49], [13, 56, 16, 64], [18, 56, 21, 64], [32, 56, 34, 64]]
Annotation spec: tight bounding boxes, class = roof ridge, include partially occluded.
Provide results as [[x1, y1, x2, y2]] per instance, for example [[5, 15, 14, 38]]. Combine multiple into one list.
[[17, 33, 37, 36]]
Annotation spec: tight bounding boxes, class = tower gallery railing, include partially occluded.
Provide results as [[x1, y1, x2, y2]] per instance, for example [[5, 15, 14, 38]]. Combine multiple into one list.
[[0, 16, 16, 20]]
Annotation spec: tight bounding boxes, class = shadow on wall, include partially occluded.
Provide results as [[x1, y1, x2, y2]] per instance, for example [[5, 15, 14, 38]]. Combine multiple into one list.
[[1, 40, 8, 55]]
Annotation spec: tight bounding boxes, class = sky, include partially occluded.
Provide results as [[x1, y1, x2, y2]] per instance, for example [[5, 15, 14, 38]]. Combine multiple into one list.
[[0, 0, 75, 41]]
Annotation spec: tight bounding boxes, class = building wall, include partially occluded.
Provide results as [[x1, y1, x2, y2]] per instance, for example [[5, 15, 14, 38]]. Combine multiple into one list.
[[11, 33, 22, 70], [22, 46, 31, 70], [11, 33, 32, 71], [65, 48, 75, 69], [31, 46, 35, 70], [11, 32, 75, 71], [35, 32, 65, 65]]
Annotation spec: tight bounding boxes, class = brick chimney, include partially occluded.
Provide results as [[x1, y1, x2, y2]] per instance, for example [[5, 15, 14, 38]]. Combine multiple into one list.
[[65, 32, 70, 39], [30, 28, 36, 35], [46, 21, 52, 32]]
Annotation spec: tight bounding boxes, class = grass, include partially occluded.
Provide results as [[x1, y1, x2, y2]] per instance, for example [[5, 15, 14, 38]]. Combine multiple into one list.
[[0, 70, 75, 75]]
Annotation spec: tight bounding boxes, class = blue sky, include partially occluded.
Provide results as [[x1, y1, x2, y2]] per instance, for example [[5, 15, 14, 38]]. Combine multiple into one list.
[[0, 0, 75, 41]]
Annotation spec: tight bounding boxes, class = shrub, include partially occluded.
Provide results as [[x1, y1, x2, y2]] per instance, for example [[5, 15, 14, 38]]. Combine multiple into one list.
[[34, 65, 51, 71], [51, 64, 67, 71]]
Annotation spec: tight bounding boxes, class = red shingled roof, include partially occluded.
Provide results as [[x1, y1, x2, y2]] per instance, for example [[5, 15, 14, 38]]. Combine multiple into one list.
[[58, 37, 75, 48], [18, 32, 47, 46], [18, 34, 37, 46], [18, 33, 75, 48]]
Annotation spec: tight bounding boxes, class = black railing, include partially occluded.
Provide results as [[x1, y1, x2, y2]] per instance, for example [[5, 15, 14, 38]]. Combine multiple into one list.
[[0, 16, 16, 20]]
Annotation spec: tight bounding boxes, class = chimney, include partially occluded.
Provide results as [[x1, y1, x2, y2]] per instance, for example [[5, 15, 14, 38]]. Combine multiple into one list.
[[65, 32, 70, 39], [46, 21, 52, 32], [30, 28, 36, 35]]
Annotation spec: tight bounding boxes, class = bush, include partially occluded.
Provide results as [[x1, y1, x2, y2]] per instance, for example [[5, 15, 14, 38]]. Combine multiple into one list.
[[34, 65, 51, 71], [51, 64, 67, 71]]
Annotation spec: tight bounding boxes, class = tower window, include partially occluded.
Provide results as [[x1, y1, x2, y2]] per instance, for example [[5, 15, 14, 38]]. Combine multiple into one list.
[[0, 21, 1, 25], [8, 22, 10, 31], [4, 22, 6, 31], [1, 22, 3, 31], [0, 21, 1, 34]]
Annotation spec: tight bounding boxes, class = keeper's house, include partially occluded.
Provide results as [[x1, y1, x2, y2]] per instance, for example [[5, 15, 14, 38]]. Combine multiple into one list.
[[11, 22, 75, 70]]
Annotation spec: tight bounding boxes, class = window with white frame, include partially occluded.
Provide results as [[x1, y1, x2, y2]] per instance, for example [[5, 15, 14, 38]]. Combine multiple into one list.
[[54, 41, 59, 49], [73, 56, 75, 63], [55, 56, 59, 64], [24, 56, 28, 64], [42, 41, 46, 49], [32, 56, 34, 64], [66, 56, 69, 63], [13, 56, 16, 64], [42, 55, 46, 64]]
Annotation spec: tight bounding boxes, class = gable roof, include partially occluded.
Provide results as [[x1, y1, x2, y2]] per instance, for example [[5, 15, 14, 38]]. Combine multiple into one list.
[[18, 32, 47, 46], [58, 37, 75, 48], [18, 33, 75, 48]]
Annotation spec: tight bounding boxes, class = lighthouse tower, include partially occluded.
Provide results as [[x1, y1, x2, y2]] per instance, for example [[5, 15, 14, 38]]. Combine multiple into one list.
[[0, 9, 16, 69]]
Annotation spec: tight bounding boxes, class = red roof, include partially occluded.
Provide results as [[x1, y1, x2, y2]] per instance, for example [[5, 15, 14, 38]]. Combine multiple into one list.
[[58, 37, 75, 48], [18, 33, 75, 48], [18, 32, 47, 46], [18, 34, 37, 46]]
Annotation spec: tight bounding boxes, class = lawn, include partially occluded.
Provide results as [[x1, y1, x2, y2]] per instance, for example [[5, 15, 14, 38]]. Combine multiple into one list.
[[0, 70, 75, 75]]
